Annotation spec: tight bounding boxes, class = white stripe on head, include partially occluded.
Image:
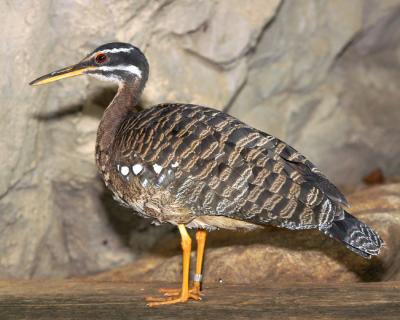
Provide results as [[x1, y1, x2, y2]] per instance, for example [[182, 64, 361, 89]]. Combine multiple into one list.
[[86, 47, 134, 60], [101, 47, 134, 54], [97, 65, 142, 78], [89, 73, 121, 84]]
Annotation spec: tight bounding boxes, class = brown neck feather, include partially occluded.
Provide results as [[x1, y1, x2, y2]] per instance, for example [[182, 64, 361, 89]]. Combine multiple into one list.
[[96, 78, 143, 152]]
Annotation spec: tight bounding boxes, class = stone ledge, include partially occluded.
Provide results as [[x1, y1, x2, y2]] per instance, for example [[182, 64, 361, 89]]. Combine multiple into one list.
[[0, 280, 399, 320]]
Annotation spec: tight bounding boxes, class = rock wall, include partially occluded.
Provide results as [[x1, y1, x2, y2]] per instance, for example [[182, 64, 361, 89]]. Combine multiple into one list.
[[89, 183, 400, 284], [0, 0, 399, 278]]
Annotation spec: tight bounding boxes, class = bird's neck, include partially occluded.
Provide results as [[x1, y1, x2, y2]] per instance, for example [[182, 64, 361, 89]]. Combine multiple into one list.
[[96, 79, 144, 153]]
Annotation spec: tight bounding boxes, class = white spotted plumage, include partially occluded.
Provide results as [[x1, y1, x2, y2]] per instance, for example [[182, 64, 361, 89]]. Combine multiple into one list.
[[171, 161, 179, 168], [120, 165, 130, 176], [132, 164, 143, 175], [153, 163, 163, 175]]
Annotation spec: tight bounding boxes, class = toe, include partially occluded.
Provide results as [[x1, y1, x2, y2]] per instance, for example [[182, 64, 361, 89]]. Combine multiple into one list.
[[147, 297, 187, 307], [145, 296, 173, 302], [158, 288, 181, 295], [189, 293, 202, 301]]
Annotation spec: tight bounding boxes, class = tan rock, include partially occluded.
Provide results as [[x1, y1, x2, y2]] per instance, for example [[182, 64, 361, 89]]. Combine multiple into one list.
[[1, 0, 400, 279], [89, 184, 400, 284]]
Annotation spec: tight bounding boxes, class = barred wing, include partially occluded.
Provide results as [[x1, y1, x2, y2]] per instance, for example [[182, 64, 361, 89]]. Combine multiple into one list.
[[113, 104, 348, 230]]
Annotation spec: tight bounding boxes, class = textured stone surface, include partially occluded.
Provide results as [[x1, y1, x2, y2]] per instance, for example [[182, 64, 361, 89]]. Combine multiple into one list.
[[1, 0, 400, 278], [1, 280, 400, 320], [89, 183, 400, 284]]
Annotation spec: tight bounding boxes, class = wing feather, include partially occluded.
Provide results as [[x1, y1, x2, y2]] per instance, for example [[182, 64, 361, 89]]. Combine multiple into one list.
[[113, 104, 347, 230]]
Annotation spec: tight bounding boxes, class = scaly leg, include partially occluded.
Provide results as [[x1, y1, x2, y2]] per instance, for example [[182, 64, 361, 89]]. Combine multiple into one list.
[[193, 229, 207, 294], [160, 229, 207, 297], [146, 224, 201, 306]]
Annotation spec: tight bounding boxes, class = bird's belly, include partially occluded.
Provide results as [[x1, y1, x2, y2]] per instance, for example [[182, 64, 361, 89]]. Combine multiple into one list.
[[104, 168, 262, 231], [104, 168, 194, 224], [107, 173, 153, 217], [186, 215, 261, 231], [98, 149, 260, 230]]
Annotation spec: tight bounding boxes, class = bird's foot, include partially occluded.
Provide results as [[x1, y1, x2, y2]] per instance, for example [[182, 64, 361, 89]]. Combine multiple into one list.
[[158, 285, 203, 297], [146, 288, 201, 307]]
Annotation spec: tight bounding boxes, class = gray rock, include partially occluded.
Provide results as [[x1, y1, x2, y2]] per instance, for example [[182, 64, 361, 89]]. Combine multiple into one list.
[[0, 0, 400, 279]]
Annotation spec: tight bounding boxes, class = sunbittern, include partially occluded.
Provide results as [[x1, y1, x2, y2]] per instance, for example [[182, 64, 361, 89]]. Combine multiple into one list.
[[30, 42, 383, 306]]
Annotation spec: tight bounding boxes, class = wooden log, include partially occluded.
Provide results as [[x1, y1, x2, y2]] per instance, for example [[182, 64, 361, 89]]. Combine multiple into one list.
[[0, 280, 398, 320]]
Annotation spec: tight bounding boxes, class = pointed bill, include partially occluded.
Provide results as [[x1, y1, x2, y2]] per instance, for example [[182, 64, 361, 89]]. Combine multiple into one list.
[[29, 64, 94, 86]]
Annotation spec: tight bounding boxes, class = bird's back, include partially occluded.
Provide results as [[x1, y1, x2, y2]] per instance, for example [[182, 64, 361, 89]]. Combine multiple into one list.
[[107, 103, 348, 231]]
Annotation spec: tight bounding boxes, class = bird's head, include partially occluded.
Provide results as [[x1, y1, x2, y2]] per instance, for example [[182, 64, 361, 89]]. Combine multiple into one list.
[[30, 42, 149, 87]]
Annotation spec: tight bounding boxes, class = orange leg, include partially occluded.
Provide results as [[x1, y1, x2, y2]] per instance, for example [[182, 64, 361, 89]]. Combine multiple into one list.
[[160, 229, 207, 297], [193, 229, 207, 294], [146, 225, 201, 306]]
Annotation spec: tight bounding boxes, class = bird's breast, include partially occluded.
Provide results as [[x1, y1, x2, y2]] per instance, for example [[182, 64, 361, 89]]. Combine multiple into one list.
[[96, 144, 193, 224]]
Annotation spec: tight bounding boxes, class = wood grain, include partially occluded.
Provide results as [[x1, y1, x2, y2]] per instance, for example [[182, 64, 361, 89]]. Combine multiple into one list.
[[0, 280, 398, 320]]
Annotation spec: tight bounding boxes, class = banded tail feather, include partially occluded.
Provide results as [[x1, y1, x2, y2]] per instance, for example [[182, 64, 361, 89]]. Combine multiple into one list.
[[323, 211, 384, 258]]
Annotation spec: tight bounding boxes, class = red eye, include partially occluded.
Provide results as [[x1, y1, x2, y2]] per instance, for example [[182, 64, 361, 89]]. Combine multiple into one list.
[[95, 53, 107, 64]]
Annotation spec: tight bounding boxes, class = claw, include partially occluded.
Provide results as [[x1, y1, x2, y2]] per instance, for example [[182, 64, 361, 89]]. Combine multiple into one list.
[[146, 287, 202, 306]]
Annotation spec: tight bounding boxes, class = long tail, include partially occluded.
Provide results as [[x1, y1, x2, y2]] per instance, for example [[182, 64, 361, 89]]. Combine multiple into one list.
[[323, 211, 384, 258]]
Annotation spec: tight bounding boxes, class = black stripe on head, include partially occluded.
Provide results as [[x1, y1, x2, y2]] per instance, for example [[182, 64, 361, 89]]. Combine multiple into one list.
[[94, 42, 135, 52], [86, 42, 149, 82]]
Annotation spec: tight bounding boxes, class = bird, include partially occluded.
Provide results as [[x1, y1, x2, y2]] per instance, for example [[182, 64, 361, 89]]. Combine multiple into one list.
[[30, 42, 384, 306]]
